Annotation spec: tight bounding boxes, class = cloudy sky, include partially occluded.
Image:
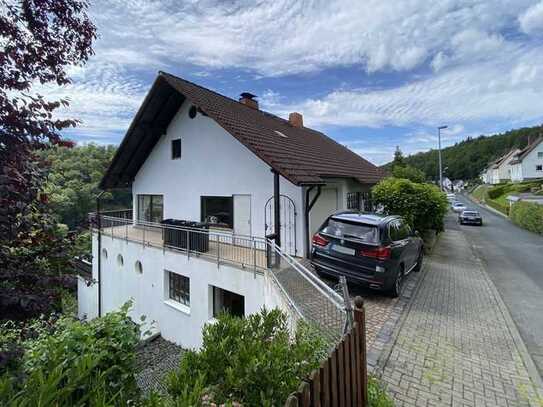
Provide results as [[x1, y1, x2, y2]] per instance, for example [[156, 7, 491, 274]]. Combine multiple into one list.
[[51, 0, 543, 165]]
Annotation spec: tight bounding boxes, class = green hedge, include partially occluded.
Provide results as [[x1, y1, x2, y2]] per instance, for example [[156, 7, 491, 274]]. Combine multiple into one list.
[[510, 201, 543, 235], [372, 178, 448, 232], [486, 199, 509, 215]]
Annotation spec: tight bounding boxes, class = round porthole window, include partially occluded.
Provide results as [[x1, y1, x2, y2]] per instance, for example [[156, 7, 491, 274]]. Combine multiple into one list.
[[135, 260, 143, 274], [102, 248, 108, 259], [117, 254, 124, 267]]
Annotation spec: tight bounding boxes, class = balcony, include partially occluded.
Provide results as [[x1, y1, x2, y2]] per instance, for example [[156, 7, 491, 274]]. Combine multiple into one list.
[[90, 210, 268, 271]]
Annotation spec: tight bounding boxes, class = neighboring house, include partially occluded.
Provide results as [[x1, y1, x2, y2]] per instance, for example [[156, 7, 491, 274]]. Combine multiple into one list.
[[494, 149, 521, 183], [78, 72, 384, 349], [510, 137, 543, 182]]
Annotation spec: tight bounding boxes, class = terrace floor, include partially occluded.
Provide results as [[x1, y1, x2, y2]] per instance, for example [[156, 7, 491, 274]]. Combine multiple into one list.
[[100, 225, 268, 270]]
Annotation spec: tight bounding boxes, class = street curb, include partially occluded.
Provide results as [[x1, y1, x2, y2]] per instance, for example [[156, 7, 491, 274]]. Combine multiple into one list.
[[465, 193, 509, 219], [462, 227, 543, 397], [367, 233, 439, 376]]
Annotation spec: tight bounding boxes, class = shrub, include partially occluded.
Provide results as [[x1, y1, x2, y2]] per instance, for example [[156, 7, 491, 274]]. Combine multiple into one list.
[[166, 308, 328, 406], [487, 184, 509, 199], [510, 201, 543, 235], [391, 165, 426, 183], [0, 302, 141, 406], [372, 178, 448, 232]]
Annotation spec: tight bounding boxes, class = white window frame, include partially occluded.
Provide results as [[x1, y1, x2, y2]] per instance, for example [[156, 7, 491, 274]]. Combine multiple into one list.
[[164, 270, 190, 314]]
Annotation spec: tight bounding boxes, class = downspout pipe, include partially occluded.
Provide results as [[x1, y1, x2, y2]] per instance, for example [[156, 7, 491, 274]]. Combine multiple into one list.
[[272, 170, 281, 248], [304, 185, 322, 258], [96, 191, 105, 318]]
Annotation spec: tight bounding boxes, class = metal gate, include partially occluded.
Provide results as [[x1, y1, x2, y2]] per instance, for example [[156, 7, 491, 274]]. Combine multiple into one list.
[[264, 195, 297, 256]]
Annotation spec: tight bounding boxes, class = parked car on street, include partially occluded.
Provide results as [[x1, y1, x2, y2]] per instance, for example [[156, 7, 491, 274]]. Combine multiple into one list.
[[446, 193, 456, 202], [311, 211, 424, 297], [452, 201, 467, 213], [458, 209, 483, 226]]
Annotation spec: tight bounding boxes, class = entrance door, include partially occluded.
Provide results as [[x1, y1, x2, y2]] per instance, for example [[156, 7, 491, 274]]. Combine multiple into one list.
[[233, 195, 251, 237]]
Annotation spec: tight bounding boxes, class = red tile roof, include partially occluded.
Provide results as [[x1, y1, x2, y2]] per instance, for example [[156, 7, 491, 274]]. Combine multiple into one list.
[[101, 72, 385, 188]]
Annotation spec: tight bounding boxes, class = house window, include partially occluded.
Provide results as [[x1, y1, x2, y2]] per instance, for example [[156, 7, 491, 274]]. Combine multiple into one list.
[[137, 195, 163, 223], [536, 165, 543, 171], [201, 196, 233, 228], [168, 272, 190, 306], [172, 139, 181, 159], [347, 192, 361, 210], [538, 152, 543, 159], [212, 286, 244, 318]]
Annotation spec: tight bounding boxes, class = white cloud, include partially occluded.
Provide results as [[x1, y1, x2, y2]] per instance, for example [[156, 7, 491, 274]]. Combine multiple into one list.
[[85, 0, 538, 76], [519, 1, 543, 34], [275, 45, 543, 128]]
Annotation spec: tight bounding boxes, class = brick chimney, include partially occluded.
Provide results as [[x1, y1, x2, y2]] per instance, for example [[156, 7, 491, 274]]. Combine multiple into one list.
[[289, 112, 303, 128], [239, 92, 258, 110]]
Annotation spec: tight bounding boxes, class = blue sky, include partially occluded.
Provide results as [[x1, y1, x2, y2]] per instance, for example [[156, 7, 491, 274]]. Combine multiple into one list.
[[45, 0, 543, 165]]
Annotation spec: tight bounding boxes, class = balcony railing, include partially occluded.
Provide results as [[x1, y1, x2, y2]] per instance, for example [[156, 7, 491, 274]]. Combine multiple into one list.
[[89, 212, 268, 272], [89, 211, 349, 345]]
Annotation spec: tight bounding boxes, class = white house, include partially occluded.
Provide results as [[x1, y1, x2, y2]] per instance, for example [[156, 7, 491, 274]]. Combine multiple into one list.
[[494, 149, 520, 184], [510, 138, 543, 182], [78, 72, 384, 349]]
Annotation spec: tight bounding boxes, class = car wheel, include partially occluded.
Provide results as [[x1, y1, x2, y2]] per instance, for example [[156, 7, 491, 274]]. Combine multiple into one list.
[[414, 250, 424, 272], [390, 268, 404, 298]]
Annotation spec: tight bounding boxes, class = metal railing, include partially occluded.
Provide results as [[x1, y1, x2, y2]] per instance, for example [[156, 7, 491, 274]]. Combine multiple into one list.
[[89, 212, 268, 273], [266, 240, 348, 345], [90, 211, 348, 346]]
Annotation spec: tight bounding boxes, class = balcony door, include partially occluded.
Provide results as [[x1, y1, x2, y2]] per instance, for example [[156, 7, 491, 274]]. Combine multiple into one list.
[[233, 194, 251, 237], [137, 194, 163, 224]]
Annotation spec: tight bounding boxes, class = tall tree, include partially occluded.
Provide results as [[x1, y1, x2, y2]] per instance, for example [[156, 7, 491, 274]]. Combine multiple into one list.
[[392, 145, 405, 167], [0, 0, 96, 319]]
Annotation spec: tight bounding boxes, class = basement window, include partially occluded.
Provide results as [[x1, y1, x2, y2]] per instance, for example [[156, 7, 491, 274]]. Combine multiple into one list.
[[172, 139, 182, 159], [167, 271, 190, 307], [212, 286, 244, 318]]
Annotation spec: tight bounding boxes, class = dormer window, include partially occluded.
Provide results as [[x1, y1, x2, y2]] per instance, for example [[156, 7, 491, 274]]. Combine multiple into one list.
[[172, 139, 181, 159]]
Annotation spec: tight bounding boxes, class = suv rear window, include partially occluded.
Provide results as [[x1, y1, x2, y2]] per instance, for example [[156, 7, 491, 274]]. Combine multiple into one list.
[[321, 218, 379, 243]]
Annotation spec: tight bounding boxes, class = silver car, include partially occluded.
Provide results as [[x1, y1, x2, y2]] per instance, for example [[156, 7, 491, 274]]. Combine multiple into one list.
[[452, 202, 467, 213]]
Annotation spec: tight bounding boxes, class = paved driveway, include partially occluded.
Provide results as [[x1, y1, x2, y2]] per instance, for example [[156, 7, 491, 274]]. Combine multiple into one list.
[[378, 219, 542, 406], [456, 195, 543, 376]]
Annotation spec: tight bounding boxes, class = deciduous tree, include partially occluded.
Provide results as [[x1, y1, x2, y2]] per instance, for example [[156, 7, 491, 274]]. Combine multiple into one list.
[[0, 0, 96, 319]]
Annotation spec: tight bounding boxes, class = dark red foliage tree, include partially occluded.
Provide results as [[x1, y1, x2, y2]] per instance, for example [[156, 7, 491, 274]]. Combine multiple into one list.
[[0, 0, 96, 320]]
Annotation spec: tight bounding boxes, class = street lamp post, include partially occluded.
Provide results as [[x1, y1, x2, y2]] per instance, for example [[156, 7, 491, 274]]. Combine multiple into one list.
[[438, 125, 448, 191]]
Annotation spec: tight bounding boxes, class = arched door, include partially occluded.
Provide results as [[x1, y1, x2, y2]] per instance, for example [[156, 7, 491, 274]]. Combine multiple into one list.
[[264, 195, 297, 256]]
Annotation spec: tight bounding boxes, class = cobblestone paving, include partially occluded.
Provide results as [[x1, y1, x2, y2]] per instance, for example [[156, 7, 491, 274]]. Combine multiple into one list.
[[298, 258, 403, 347], [135, 336, 184, 394], [378, 229, 543, 407]]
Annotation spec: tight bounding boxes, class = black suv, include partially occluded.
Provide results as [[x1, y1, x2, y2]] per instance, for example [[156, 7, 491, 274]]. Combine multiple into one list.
[[311, 212, 423, 297]]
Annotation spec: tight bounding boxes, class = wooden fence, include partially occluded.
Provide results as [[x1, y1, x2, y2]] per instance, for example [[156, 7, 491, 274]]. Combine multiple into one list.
[[285, 296, 368, 407]]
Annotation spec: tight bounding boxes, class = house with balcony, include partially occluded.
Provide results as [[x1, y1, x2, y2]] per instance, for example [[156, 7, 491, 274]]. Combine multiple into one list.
[[510, 137, 543, 182], [78, 71, 384, 349]]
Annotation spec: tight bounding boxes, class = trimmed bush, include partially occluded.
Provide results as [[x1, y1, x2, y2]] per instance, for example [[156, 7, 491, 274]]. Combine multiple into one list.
[[372, 178, 448, 232], [166, 309, 328, 406], [510, 201, 543, 235]]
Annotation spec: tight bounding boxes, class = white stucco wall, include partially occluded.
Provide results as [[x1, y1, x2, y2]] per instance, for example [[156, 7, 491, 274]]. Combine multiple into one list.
[[77, 276, 97, 320], [519, 143, 543, 180], [511, 163, 523, 182], [497, 151, 519, 182], [80, 233, 296, 349], [132, 101, 305, 256]]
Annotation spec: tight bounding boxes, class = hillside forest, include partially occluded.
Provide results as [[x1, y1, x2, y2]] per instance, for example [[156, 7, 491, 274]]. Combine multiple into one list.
[[385, 125, 543, 181]]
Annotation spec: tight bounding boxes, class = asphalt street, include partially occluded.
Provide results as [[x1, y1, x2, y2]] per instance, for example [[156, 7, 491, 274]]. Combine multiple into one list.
[[454, 194, 543, 377]]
